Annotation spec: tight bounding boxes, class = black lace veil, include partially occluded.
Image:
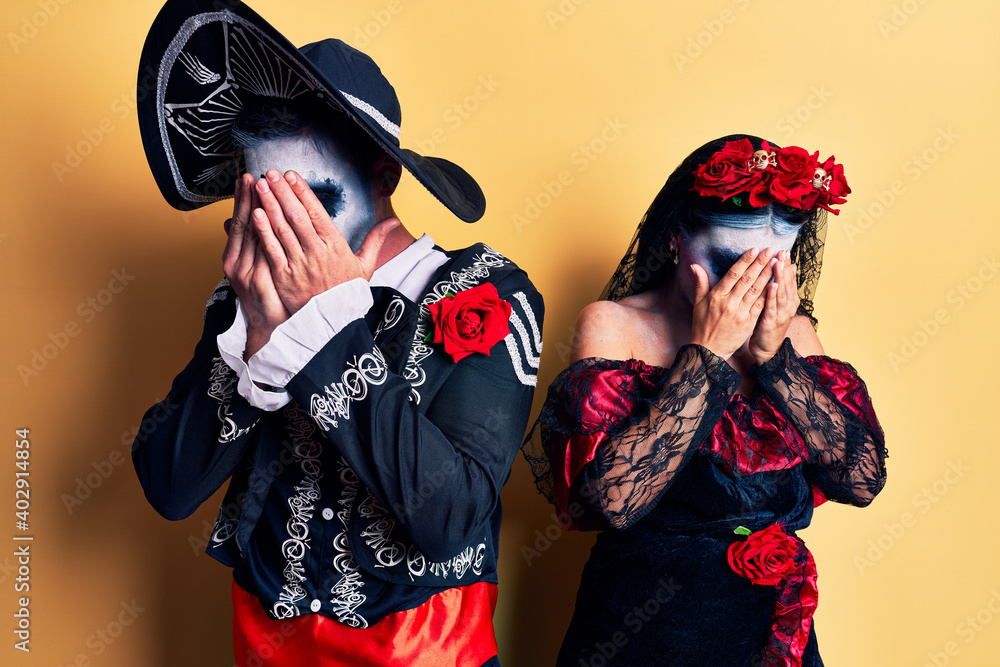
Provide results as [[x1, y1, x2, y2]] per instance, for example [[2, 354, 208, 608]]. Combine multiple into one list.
[[521, 134, 832, 506], [600, 134, 828, 326]]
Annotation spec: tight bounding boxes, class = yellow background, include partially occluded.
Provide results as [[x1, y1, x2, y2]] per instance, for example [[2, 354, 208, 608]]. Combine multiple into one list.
[[2, 0, 998, 665]]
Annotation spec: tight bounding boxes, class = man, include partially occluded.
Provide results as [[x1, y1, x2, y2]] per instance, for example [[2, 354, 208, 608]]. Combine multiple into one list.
[[132, 1, 543, 665]]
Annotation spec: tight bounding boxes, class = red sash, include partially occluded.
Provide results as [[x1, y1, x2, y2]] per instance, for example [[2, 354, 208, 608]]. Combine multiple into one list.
[[232, 580, 498, 667]]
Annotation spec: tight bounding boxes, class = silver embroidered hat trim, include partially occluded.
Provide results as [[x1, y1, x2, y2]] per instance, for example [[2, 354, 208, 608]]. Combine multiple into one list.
[[157, 11, 340, 205]]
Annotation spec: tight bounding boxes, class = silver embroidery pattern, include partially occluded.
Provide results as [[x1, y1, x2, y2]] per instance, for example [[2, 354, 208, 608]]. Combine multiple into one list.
[[194, 161, 232, 186], [210, 516, 237, 545], [178, 50, 220, 85], [504, 291, 543, 387], [157, 12, 344, 205], [206, 356, 237, 410], [358, 491, 487, 583], [340, 91, 400, 138], [203, 277, 230, 318], [272, 406, 323, 619], [402, 246, 510, 404], [328, 458, 368, 628], [373, 295, 406, 339], [207, 356, 256, 443], [308, 346, 389, 432], [358, 493, 406, 568]]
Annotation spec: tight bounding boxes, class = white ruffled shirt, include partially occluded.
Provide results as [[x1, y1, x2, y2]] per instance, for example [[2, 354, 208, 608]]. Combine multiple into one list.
[[217, 234, 448, 411]]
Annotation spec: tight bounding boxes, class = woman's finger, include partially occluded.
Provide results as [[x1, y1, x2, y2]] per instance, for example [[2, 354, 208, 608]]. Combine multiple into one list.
[[727, 247, 774, 301], [742, 256, 776, 310], [779, 257, 798, 317], [713, 247, 760, 295], [763, 280, 778, 323], [691, 264, 711, 304]]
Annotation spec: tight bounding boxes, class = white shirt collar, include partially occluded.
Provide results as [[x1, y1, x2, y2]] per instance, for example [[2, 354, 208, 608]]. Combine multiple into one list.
[[369, 233, 449, 303]]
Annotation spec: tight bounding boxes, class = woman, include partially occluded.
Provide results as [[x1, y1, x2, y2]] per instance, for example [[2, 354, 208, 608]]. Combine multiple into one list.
[[523, 135, 886, 666]]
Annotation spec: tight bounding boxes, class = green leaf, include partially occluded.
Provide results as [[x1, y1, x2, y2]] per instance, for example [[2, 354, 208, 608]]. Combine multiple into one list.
[[445, 291, 456, 298], [423, 332, 433, 343], [734, 526, 752, 536], [732, 196, 743, 207]]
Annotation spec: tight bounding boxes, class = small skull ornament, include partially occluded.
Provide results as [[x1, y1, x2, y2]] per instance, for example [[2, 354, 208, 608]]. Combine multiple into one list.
[[812, 167, 832, 190], [754, 150, 775, 170]]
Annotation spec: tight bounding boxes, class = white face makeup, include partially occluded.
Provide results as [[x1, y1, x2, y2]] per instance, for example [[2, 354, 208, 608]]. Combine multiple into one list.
[[242, 125, 375, 252], [677, 219, 800, 289]]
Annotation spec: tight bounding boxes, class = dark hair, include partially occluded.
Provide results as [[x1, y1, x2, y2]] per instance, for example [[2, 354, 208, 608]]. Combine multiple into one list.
[[602, 134, 827, 325], [230, 97, 388, 173]]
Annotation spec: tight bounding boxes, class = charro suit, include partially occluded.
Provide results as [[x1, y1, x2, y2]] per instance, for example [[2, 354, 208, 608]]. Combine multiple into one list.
[[132, 242, 543, 632]]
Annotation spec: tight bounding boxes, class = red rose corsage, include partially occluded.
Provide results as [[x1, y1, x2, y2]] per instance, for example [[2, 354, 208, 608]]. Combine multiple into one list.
[[425, 283, 512, 363], [727, 523, 799, 586], [692, 139, 850, 214], [728, 524, 820, 667]]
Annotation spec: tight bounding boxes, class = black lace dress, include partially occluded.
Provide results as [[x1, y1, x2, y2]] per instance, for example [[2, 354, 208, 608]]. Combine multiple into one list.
[[523, 339, 886, 666]]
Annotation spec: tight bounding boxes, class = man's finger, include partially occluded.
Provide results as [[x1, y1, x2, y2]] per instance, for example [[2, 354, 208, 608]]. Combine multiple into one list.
[[223, 175, 253, 266], [252, 206, 291, 272], [233, 217, 258, 280], [355, 217, 401, 279], [256, 177, 305, 261], [265, 169, 322, 254], [284, 170, 343, 243]]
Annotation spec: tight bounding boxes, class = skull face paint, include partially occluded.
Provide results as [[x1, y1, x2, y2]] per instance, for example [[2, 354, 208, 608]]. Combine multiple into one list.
[[676, 215, 801, 290], [242, 124, 375, 252]]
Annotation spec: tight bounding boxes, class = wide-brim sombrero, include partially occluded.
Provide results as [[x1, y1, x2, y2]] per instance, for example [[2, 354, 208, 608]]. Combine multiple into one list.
[[137, 0, 485, 222]]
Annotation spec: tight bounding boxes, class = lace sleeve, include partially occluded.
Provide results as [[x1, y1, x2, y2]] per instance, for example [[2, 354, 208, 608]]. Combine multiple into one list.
[[749, 338, 887, 507], [578, 344, 741, 530]]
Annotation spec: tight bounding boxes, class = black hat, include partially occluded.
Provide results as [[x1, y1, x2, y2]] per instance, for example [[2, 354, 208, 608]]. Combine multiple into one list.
[[137, 0, 485, 222]]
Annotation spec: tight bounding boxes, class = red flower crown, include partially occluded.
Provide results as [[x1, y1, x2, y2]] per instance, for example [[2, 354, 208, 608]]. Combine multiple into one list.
[[691, 138, 850, 215]]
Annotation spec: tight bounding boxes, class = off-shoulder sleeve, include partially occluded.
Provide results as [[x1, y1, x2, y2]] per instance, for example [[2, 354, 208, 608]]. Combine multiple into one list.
[[749, 338, 887, 507], [522, 345, 740, 530]]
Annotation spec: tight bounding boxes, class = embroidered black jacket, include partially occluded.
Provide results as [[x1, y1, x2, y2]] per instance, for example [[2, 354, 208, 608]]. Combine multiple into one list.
[[132, 244, 544, 627]]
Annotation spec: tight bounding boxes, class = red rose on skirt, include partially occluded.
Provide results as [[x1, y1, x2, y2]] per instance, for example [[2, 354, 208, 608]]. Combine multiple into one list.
[[727, 524, 799, 586], [427, 283, 512, 362]]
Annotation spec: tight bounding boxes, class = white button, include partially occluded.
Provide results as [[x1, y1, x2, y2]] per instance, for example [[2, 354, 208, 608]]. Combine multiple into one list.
[[322, 508, 334, 520], [310, 599, 322, 612]]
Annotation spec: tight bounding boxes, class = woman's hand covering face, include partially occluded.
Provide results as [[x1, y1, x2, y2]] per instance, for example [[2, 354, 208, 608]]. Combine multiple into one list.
[[748, 250, 799, 364], [689, 247, 776, 359]]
